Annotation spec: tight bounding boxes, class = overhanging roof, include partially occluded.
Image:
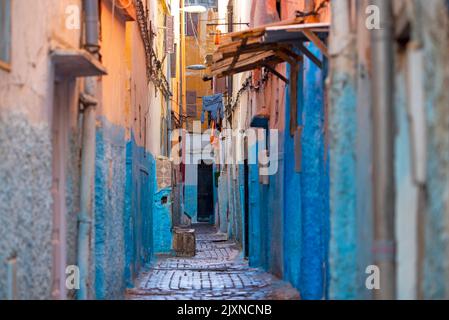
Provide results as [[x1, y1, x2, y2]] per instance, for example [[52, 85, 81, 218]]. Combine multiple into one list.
[[207, 19, 330, 80]]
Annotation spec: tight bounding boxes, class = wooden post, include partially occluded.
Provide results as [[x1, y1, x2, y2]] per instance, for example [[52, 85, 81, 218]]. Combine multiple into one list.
[[290, 62, 299, 136]]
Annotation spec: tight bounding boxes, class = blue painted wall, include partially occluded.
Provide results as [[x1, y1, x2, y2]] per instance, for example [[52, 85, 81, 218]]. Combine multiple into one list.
[[283, 62, 303, 292], [123, 132, 155, 289], [218, 172, 229, 234], [247, 44, 330, 299], [248, 141, 262, 267], [153, 187, 173, 254], [94, 117, 127, 300], [238, 164, 246, 253], [328, 68, 358, 299], [184, 180, 198, 222], [298, 44, 329, 300]]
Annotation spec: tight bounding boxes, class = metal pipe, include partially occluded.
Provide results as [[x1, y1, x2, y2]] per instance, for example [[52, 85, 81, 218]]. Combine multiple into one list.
[[370, 0, 396, 300], [181, 0, 186, 129], [226, 1, 234, 103], [84, 0, 100, 51], [77, 0, 100, 300]]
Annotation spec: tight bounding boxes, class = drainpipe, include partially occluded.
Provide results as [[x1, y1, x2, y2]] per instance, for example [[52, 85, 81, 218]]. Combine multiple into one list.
[[77, 0, 100, 300], [370, 0, 396, 300], [226, 1, 234, 107]]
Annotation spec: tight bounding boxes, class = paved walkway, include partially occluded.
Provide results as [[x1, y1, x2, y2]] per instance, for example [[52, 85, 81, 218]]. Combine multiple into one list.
[[126, 224, 300, 300]]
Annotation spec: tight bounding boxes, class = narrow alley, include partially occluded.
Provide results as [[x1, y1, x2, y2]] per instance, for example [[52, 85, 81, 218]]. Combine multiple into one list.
[[127, 224, 299, 300], [1, 0, 449, 303]]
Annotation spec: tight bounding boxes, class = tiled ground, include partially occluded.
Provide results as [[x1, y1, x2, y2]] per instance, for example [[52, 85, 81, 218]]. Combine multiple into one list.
[[126, 224, 300, 300]]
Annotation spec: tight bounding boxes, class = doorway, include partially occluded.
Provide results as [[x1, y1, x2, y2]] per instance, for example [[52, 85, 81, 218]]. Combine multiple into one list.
[[197, 162, 214, 222], [244, 160, 249, 258]]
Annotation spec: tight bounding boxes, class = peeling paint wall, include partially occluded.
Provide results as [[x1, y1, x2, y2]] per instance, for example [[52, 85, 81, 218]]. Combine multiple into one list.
[[184, 166, 198, 222], [327, 0, 449, 300], [123, 135, 156, 287], [327, 0, 358, 300], [298, 44, 329, 299], [94, 117, 127, 299], [0, 0, 170, 300], [0, 112, 53, 299], [94, 3, 129, 299], [0, 0, 83, 300], [153, 187, 173, 254], [220, 0, 330, 299], [420, 0, 449, 299]]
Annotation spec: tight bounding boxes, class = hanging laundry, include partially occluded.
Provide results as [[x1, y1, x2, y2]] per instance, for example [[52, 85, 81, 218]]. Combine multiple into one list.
[[201, 93, 224, 124]]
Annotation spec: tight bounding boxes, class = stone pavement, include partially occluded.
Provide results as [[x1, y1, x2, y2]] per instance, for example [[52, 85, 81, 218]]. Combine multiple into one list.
[[126, 224, 300, 300]]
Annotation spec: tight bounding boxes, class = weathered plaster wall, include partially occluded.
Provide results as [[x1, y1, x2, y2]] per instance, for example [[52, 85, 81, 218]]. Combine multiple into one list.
[[283, 63, 303, 292], [354, 1, 374, 299], [94, 117, 127, 300], [0, 0, 82, 121], [0, 112, 53, 300], [94, 3, 129, 299], [328, 0, 358, 299], [218, 172, 229, 234], [122, 17, 162, 288], [124, 134, 155, 287], [184, 165, 198, 222], [328, 70, 357, 299], [0, 0, 83, 300], [153, 186, 173, 254], [421, 0, 449, 299], [394, 70, 419, 300], [298, 44, 329, 299], [248, 141, 263, 267]]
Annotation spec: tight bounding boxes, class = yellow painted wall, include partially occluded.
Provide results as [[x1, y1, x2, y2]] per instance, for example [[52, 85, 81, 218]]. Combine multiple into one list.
[[185, 9, 218, 131], [99, 1, 128, 128]]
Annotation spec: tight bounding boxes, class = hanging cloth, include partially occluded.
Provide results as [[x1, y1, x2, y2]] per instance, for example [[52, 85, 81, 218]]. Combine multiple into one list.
[[201, 93, 224, 124]]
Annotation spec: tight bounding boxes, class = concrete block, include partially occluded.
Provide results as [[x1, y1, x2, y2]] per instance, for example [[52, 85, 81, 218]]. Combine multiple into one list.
[[173, 228, 196, 257]]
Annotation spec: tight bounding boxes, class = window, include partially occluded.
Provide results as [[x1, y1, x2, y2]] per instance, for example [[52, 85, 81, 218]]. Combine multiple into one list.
[[186, 13, 199, 37], [276, 0, 282, 20], [0, 0, 11, 71]]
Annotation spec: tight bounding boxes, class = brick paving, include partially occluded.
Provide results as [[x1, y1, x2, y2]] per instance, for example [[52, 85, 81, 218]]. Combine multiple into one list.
[[126, 224, 300, 300]]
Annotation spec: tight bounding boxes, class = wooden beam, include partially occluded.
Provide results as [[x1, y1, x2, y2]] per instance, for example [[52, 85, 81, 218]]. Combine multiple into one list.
[[223, 16, 306, 41], [302, 30, 329, 59], [217, 36, 263, 53], [294, 126, 303, 173], [216, 57, 283, 78], [265, 22, 331, 32], [290, 63, 299, 136], [274, 50, 296, 66], [229, 38, 249, 70], [214, 43, 282, 62], [278, 46, 303, 62], [211, 51, 276, 74], [295, 43, 323, 69], [263, 64, 289, 84]]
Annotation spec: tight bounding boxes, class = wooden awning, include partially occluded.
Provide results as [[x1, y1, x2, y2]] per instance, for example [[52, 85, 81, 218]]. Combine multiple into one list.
[[207, 18, 330, 137], [208, 19, 330, 80]]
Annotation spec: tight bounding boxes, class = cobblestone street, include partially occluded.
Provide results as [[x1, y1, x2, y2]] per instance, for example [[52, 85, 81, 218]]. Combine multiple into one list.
[[126, 224, 300, 300]]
